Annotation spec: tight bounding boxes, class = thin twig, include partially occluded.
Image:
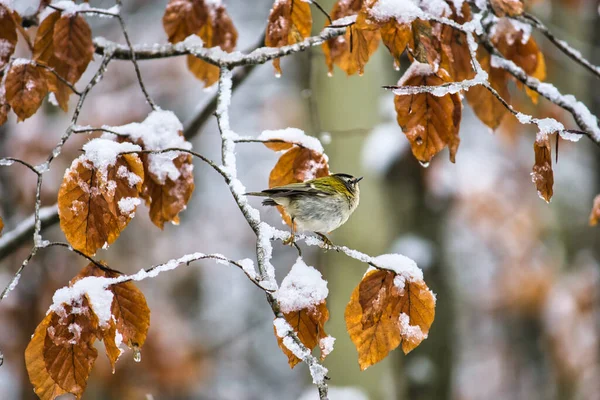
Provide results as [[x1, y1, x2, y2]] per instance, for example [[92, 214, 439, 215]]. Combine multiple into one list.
[[518, 13, 600, 80], [114, 0, 157, 110], [30, 61, 82, 95]]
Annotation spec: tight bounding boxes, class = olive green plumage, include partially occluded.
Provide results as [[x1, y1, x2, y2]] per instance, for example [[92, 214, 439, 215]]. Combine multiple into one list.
[[246, 173, 362, 244]]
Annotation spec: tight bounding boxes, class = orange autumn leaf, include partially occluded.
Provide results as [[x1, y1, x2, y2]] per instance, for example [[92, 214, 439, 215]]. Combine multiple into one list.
[[589, 195, 600, 226], [439, 3, 473, 81], [25, 299, 99, 400], [265, 0, 312, 74], [345, 269, 435, 370], [53, 13, 94, 69], [0, 216, 3, 235], [465, 47, 510, 130], [0, 4, 18, 70], [187, 5, 238, 87], [275, 302, 330, 368], [323, 9, 380, 76], [57, 143, 144, 256], [492, 18, 546, 103], [33, 11, 90, 111], [490, 0, 524, 16], [73, 263, 150, 371], [531, 135, 553, 203], [4, 62, 49, 121], [379, 20, 411, 69], [394, 65, 462, 164], [268, 146, 329, 226], [163, 0, 237, 87], [0, 89, 9, 126], [140, 153, 195, 229]]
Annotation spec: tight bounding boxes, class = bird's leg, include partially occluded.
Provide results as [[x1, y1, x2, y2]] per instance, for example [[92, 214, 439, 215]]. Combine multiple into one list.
[[316, 232, 335, 249], [283, 218, 296, 246]]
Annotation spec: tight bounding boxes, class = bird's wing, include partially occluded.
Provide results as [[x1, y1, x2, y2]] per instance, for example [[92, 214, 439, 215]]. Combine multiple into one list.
[[261, 182, 331, 197]]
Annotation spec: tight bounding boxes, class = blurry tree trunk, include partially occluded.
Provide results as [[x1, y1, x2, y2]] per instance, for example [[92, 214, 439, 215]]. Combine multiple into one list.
[[310, 2, 398, 398]]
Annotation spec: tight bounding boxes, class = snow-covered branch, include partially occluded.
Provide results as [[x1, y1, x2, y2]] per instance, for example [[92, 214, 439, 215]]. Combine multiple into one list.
[[94, 26, 346, 67]]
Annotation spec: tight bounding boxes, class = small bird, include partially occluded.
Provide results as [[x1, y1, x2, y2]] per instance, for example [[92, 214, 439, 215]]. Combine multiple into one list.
[[246, 173, 362, 246]]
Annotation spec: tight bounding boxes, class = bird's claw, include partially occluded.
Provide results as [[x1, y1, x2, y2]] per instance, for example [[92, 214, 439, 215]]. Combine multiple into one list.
[[316, 233, 337, 251]]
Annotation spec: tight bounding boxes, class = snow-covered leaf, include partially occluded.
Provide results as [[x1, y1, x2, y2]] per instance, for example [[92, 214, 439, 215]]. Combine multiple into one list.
[[345, 267, 435, 370], [0, 4, 18, 70], [57, 140, 144, 256]]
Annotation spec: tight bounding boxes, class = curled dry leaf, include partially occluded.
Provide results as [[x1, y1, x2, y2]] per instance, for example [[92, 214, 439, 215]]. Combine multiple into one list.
[[275, 302, 330, 368], [394, 66, 462, 164], [0, 87, 9, 126], [265, 0, 312, 74], [345, 269, 436, 370], [589, 195, 600, 226], [408, 19, 441, 66], [4, 62, 49, 121], [465, 48, 510, 130], [323, 7, 380, 76], [490, 0, 524, 17], [163, 0, 238, 87], [33, 11, 91, 111], [268, 146, 330, 225], [0, 4, 18, 70], [58, 152, 144, 256], [492, 18, 546, 103], [532, 135, 553, 203]]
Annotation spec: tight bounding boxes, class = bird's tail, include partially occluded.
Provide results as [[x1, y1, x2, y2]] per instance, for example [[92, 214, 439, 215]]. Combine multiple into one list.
[[244, 191, 267, 197]]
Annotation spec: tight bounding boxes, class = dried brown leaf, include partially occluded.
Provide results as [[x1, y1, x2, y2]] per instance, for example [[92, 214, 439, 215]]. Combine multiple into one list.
[[408, 19, 441, 66], [25, 314, 69, 400], [163, 0, 209, 43], [0, 4, 18, 69], [532, 135, 553, 203], [33, 11, 87, 111], [58, 153, 144, 256], [141, 153, 195, 229], [464, 48, 510, 130], [5, 62, 49, 121], [265, 0, 312, 74], [492, 18, 546, 103], [379, 20, 411, 69], [53, 13, 94, 68], [394, 67, 462, 163], [275, 302, 330, 368], [490, 0, 524, 17], [439, 4, 473, 81], [346, 269, 435, 369]]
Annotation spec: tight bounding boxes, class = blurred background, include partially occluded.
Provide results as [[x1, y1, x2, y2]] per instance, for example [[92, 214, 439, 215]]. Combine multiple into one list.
[[1, 0, 599, 399]]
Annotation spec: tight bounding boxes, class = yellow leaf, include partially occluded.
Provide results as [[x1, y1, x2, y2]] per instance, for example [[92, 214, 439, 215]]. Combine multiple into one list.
[[532, 135, 553, 203], [345, 269, 436, 370], [394, 66, 462, 163], [4, 62, 49, 121], [58, 150, 144, 256]]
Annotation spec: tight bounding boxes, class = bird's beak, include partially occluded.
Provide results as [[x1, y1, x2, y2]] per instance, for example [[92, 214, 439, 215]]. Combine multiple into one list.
[[355, 177, 363, 184]]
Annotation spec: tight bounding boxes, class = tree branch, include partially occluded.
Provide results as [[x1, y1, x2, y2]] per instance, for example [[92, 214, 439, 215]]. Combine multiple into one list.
[[93, 26, 346, 67]]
